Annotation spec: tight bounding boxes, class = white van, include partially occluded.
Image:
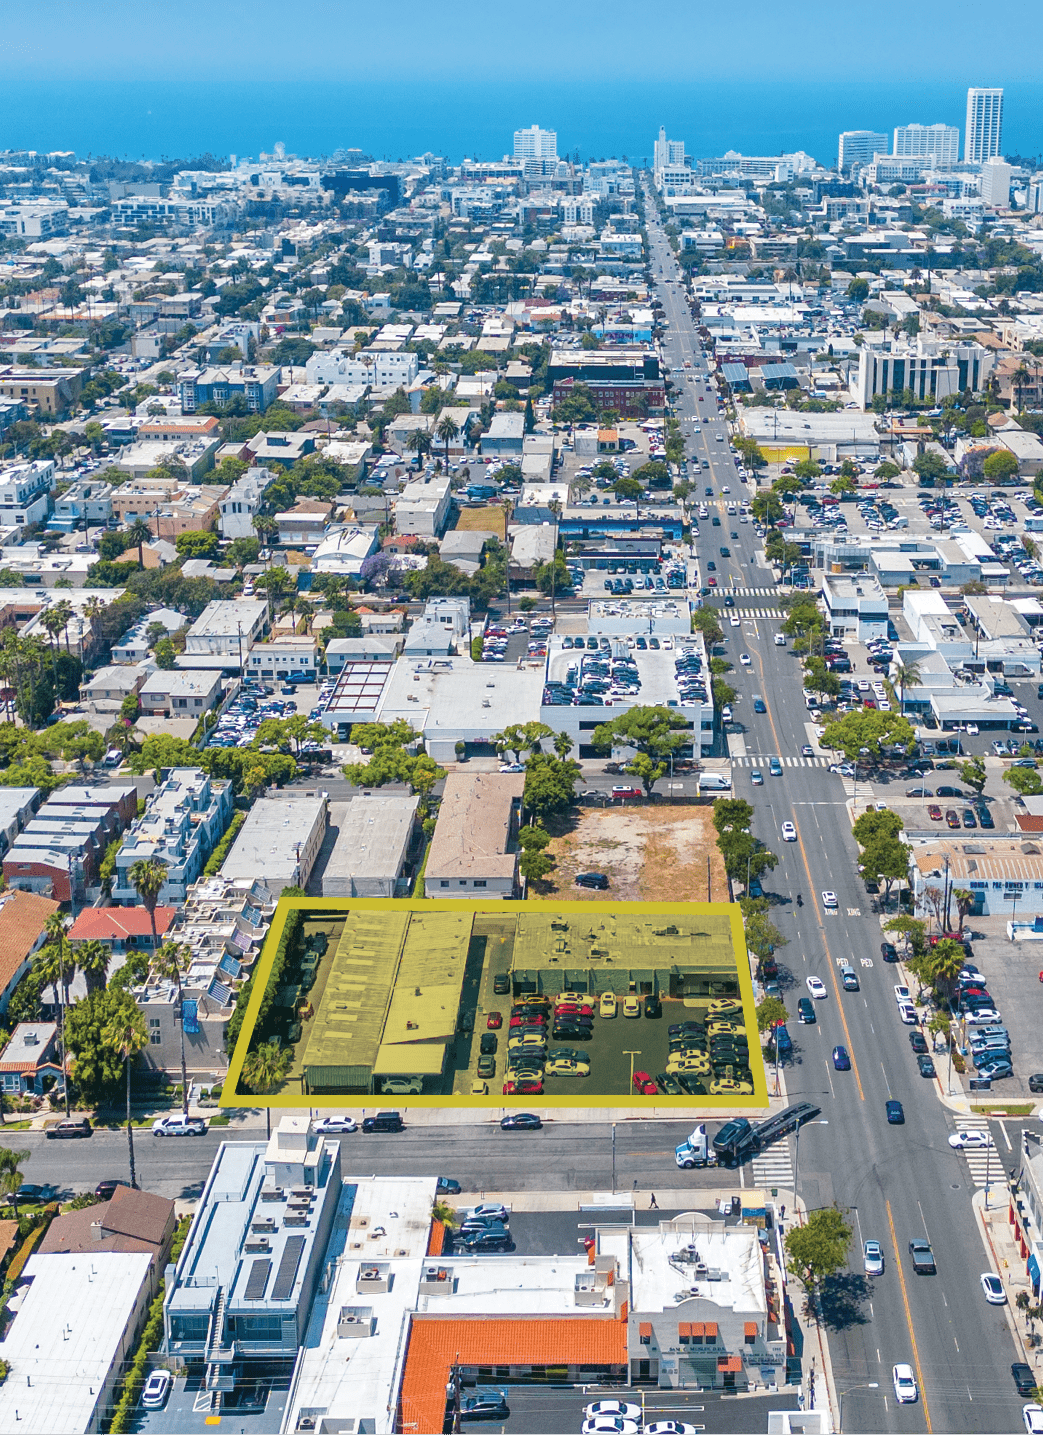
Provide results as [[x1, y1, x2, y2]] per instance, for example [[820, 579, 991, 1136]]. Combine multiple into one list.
[[698, 773, 732, 793]]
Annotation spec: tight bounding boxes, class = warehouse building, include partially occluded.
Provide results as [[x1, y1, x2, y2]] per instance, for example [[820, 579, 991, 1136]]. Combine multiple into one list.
[[319, 794, 420, 897]]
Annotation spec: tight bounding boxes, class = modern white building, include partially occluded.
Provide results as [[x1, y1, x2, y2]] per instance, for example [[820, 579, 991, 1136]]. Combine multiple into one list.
[[965, 87, 1003, 163], [514, 124, 557, 161], [654, 127, 686, 175], [893, 123, 960, 164], [837, 130, 888, 173], [0, 459, 56, 528], [305, 349, 419, 390], [183, 599, 269, 660], [219, 791, 329, 894], [852, 336, 993, 409], [394, 474, 451, 537], [980, 157, 1013, 209], [217, 466, 274, 540], [821, 573, 889, 642]]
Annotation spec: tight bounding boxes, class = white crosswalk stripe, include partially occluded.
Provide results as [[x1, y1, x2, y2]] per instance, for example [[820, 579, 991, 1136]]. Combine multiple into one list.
[[949, 1124, 1003, 1189], [730, 755, 830, 768], [737, 608, 783, 617], [751, 1140, 795, 1190], [721, 587, 782, 597]]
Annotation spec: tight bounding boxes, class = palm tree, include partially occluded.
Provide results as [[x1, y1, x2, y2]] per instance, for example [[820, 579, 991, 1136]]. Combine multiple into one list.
[[435, 413, 459, 470], [240, 1041, 292, 1138], [125, 519, 152, 570], [0, 1147, 31, 1220], [103, 1004, 148, 1189], [41, 914, 75, 1118], [892, 661, 922, 714], [406, 429, 432, 470], [151, 941, 192, 1119], [952, 888, 976, 934], [128, 857, 168, 948], [39, 608, 64, 687], [252, 513, 278, 561], [76, 939, 110, 996], [81, 595, 104, 658], [50, 598, 75, 655]]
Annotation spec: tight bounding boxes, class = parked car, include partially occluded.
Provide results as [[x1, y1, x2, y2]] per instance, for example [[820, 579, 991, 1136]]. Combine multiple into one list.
[[312, 1116, 357, 1134], [45, 1119, 92, 1140], [152, 1115, 206, 1137], [500, 1112, 542, 1130], [141, 1370, 172, 1410]]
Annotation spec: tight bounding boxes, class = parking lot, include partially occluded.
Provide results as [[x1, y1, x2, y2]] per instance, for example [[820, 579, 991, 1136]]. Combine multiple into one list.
[[443, 1384, 798, 1435], [945, 929, 1043, 1102]]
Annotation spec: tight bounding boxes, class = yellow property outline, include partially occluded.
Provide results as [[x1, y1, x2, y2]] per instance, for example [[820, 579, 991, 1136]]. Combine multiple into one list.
[[221, 897, 769, 1111]]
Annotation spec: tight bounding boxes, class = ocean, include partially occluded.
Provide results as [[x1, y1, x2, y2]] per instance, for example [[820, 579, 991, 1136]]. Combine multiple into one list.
[[0, 78, 1041, 168]]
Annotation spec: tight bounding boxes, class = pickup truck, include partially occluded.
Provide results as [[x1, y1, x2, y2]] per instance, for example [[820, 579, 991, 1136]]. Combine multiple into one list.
[[908, 1239, 936, 1273]]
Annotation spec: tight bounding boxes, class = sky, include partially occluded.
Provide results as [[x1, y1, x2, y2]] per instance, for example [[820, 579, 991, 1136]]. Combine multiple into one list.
[[6, 0, 1043, 82]]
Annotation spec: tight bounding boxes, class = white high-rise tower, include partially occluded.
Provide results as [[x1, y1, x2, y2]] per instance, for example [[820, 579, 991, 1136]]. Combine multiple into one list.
[[513, 125, 557, 161], [965, 88, 1004, 164]]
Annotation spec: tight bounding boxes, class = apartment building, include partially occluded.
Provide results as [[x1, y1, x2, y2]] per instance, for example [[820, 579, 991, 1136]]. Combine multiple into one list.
[[837, 131, 888, 173], [179, 362, 281, 414], [112, 768, 234, 906], [0, 366, 83, 415], [425, 771, 523, 898], [219, 791, 329, 895], [183, 599, 269, 662], [47, 477, 113, 532], [138, 668, 224, 718], [305, 348, 419, 389], [218, 466, 274, 540], [894, 123, 960, 163], [965, 87, 1003, 163], [0, 459, 56, 527]]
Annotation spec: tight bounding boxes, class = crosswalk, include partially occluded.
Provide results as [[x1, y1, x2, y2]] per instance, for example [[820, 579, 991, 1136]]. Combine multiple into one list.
[[731, 754, 831, 769], [720, 587, 782, 597], [751, 1139, 795, 1191], [736, 607, 783, 618], [951, 1123, 1004, 1189]]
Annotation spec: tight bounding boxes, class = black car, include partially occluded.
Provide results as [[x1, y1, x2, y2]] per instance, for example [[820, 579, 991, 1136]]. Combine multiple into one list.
[[1029, 1073, 1043, 1094], [881, 942, 898, 963], [500, 1113, 542, 1130], [459, 1389, 510, 1421], [644, 994, 662, 1018], [362, 1113, 403, 1133], [479, 1033, 498, 1056], [493, 973, 511, 995], [886, 1099, 905, 1124], [1013, 1363, 1036, 1396], [575, 871, 609, 889], [909, 1032, 928, 1054], [14, 1184, 56, 1204], [553, 1024, 593, 1041], [436, 1177, 461, 1195], [976, 807, 995, 829], [917, 1054, 936, 1078]]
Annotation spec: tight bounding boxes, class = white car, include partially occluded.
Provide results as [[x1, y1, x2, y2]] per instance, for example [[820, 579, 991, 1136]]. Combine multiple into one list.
[[965, 1008, 1003, 1026], [643, 1425, 699, 1436], [774, 633, 786, 646], [141, 1369, 172, 1409], [730, 614, 741, 627], [582, 1422, 639, 1436], [948, 1130, 995, 1151], [152, 1115, 207, 1137], [893, 985, 910, 1003], [499, 762, 526, 773], [739, 653, 752, 666], [898, 1002, 918, 1025], [863, 1240, 884, 1276], [892, 1364, 918, 1404], [464, 1203, 510, 1223], [980, 1272, 1006, 1304], [781, 821, 797, 842], [584, 1402, 642, 1423], [1023, 1403, 1043, 1435], [806, 976, 827, 1000], [821, 890, 838, 908], [312, 1116, 358, 1134]]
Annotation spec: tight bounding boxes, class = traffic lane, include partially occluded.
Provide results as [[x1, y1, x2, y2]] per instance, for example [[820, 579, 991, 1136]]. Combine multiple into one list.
[[496, 1387, 796, 1436]]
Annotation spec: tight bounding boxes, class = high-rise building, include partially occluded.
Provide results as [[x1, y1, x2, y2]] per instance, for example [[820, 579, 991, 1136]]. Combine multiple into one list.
[[965, 88, 1003, 164], [980, 157, 1012, 208], [513, 125, 557, 161], [837, 131, 888, 174], [893, 123, 960, 165], [654, 127, 686, 174]]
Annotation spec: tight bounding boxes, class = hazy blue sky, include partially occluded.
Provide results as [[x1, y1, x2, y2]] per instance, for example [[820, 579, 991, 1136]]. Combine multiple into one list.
[[7, 0, 1043, 81]]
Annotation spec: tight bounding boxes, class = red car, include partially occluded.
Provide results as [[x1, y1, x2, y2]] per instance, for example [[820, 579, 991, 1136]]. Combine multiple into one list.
[[510, 1014, 546, 1028], [503, 1079, 543, 1095], [611, 786, 643, 800], [632, 1070, 658, 1095], [927, 804, 943, 821], [707, 577, 717, 586], [486, 1012, 502, 1029], [555, 1003, 595, 1019], [863, 698, 877, 709]]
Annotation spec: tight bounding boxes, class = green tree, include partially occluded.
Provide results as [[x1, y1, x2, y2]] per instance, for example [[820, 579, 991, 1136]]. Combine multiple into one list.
[[821, 708, 915, 761], [435, 413, 459, 468], [751, 492, 784, 526], [65, 989, 143, 1108], [883, 914, 927, 957], [126, 519, 153, 570], [76, 939, 111, 997], [859, 835, 912, 903], [959, 757, 986, 796], [153, 637, 177, 669], [523, 753, 580, 821], [0, 1147, 31, 1219], [128, 858, 168, 947], [784, 1205, 853, 1289], [690, 607, 724, 646], [745, 911, 786, 968], [406, 428, 432, 469], [174, 529, 219, 560], [519, 847, 555, 885], [241, 1039, 292, 1124], [1006, 766, 1043, 796], [102, 1003, 148, 1189], [591, 705, 690, 764], [874, 460, 901, 480], [846, 278, 870, 302], [851, 807, 903, 848], [755, 996, 788, 1033], [892, 661, 922, 712], [912, 450, 950, 483], [493, 722, 555, 761], [829, 475, 856, 496], [983, 449, 1019, 482], [613, 476, 644, 501], [626, 751, 666, 796], [712, 798, 755, 837]]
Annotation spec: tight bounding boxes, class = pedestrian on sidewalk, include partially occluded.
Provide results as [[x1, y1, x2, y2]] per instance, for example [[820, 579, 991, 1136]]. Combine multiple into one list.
[[649, 1193, 659, 1209]]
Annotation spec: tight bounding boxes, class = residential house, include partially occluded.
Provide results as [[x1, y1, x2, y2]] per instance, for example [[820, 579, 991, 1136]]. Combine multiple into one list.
[[425, 771, 523, 898], [0, 890, 60, 1013], [218, 467, 274, 540], [0, 459, 56, 528], [80, 663, 149, 709], [0, 788, 42, 859], [110, 608, 186, 664], [275, 498, 333, 548], [138, 668, 223, 719], [39, 1185, 176, 1293], [68, 904, 177, 952], [0, 1022, 65, 1097]]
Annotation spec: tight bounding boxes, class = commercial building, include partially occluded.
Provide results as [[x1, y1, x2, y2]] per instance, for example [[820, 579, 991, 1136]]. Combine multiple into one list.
[[0, 366, 83, 415], [112, 768, 234, 907], [965, 87, 1004, 163], [551, 376, 665, 417], [179, 362, 281, 415], [163, 1123, 342, 1399], [0, 1252, 153, 1435], [183, 598, 269, 666], [981, 157, 1013, 208], [821, 573, 889, 642], [244, 635, 318, 683], [219, 791, 329, 895], [852, 336, 993, 409], [47, 477, 113, 532], [893, 123, 960, 164], [319, 794, 420, 897], [426, 772, 523, 899], [837, 130, 888, 173], [908, 837, 1043, 918]]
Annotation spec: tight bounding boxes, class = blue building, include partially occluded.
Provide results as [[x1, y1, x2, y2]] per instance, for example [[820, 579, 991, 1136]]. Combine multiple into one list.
[[180, 363, 281, 415]]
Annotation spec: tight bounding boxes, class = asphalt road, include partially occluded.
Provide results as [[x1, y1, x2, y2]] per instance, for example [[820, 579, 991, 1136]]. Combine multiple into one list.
[[642, 201, 1026, 1434]]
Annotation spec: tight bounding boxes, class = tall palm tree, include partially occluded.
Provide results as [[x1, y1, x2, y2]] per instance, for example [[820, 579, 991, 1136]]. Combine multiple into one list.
[[406, 429, 432, 470], [76, 939, 111, 996], [81, 595, 104, 658], [151, 941, 192, 1119], [128, 857, 168, 948], [893, 660, 922, 714], [103, 1003, 148, 1189], [1013, 364, 1031, 413], [0, 1147, 31, 1220], [126, 519, 153, 571], [41, 914, 74, 1118], [435, 413, 459, 470], [50, 598, 75, 655], [39, 608, 64, 687], [241, 1041, 293, 1139]]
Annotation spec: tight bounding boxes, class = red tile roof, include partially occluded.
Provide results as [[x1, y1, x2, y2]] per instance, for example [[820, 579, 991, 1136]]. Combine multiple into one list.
[[0, 891, 60, 993], [68, 906, 177, 944], [399, 1316, 627, 1435]]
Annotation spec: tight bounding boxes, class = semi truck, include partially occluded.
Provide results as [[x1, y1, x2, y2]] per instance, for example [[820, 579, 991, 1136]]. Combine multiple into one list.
[[711, 1101, 822, 1165], [675, 1123, 716, 1169]]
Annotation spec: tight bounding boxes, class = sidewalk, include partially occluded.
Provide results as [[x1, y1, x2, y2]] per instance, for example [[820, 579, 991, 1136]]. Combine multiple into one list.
[[973, 1188, 1042, 1380]]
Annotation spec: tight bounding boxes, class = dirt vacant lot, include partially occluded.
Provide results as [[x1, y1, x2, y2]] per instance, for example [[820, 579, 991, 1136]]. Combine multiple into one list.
[[540, 804, 729, 903]]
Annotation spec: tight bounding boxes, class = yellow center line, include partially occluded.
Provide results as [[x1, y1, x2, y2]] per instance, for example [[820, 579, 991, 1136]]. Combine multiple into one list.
[[754, 646, 865, 1102], [886, 1198, 933, 1432]]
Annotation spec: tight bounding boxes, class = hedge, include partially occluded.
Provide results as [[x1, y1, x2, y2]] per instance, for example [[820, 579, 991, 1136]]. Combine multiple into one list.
[[106, 1218, 190, 1434], [5, 1209, 54, 1286], [204, 810, 246, 876], [226, 907, 303, 1053]]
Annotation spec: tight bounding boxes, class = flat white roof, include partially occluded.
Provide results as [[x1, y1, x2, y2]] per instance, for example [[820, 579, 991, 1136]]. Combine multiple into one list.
[[599, 1217, 766, 1315], [0, 1252, 153, 1434]]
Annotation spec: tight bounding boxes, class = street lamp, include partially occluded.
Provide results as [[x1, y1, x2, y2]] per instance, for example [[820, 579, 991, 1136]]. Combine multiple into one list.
[[838, 1382, 879, 1433], [793, 1119, 829, 1224]]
